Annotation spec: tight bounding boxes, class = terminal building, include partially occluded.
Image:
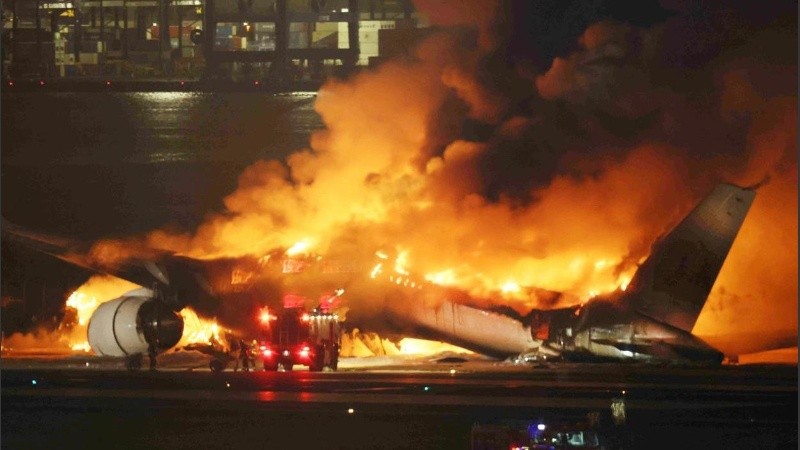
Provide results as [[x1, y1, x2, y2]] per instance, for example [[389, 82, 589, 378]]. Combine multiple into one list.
[[1, 0, 426, 84]]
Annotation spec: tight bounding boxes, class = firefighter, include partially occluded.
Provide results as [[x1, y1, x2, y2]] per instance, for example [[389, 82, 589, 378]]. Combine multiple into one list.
[[238, 338, 251, 372], [322, 338, 332, 368]]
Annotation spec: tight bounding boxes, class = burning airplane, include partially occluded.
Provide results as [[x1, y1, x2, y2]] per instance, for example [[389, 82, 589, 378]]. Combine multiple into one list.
[[2, 2, 795, 365], [379, 183, 758, 363], [0, 182, 758, 365]]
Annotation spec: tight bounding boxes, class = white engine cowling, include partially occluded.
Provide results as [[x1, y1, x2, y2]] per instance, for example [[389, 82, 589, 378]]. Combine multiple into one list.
[[87, 288, 184, 357]]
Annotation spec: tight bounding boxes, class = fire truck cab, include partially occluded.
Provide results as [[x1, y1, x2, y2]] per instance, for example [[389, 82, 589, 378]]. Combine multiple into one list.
[[258, 306, 341, 372]]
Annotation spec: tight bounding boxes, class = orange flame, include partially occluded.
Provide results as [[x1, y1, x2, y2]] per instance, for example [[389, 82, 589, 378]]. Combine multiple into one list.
[[71, 342, 91, 352], [65, 291, 99, 326], [62, 276, 141, 351], [177, 307, 225, 347], [76, 12, 796, 361]]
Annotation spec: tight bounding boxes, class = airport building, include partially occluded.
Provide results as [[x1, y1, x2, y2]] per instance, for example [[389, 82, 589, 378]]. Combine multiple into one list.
[[1, 0, 426, 83]]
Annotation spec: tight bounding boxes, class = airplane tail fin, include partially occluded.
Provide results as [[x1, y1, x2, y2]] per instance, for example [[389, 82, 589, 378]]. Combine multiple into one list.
[[624, 183, 756, 332]]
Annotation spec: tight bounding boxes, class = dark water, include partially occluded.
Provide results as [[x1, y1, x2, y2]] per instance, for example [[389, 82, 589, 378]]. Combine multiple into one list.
[[2, 91, 321, 166], [1, 91, 323, 319], [1, 91, 323, 236]]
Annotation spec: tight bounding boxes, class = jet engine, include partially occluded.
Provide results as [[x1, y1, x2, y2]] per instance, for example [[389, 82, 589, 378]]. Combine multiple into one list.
[[87, 288, 184, 357]]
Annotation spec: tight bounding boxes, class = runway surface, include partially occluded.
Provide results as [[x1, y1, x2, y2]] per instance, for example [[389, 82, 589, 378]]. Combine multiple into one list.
[[2, 353, 796, 450]]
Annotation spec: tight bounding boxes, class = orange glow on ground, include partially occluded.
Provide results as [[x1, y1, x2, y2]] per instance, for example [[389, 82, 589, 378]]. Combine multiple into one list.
[[398, 338, 473, 355]]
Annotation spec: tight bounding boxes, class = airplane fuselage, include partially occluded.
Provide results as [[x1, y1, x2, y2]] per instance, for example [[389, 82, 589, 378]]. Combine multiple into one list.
[[538, 299, 723, 364]]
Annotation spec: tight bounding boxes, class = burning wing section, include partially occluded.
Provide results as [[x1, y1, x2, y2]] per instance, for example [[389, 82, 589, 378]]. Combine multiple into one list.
[[1, 218, 224, 314], [2, 219, 203, 365]]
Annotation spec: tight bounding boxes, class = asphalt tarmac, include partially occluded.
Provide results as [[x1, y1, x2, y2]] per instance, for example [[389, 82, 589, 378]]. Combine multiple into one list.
[[1, 354, 796, 450]]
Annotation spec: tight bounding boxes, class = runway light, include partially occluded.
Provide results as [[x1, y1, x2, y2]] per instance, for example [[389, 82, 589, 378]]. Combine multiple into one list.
[[39, 80, 45, 86], [253, 80, 260, 86], [180, 81, 185, 86], [7, 81, 13, 86], [31, 379, 37, 385], [449, 369, 456, 375], [347, 408, 354, 414], [106, 80, 111, 86], [423, 386, 430, 392], [85, 362, 90, 367], [226, 382, 231, 388]]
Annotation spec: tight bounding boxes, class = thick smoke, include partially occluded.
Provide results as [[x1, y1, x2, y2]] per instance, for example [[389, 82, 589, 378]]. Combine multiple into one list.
[[90, 1, 796, 348]]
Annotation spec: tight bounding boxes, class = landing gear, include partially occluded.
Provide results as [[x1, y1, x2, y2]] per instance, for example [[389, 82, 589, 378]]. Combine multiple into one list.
[[125, 353, 144, 372], [309, 345, 325, 372], [309, 343, 339, 372], [330, 344, 339, 371], [209, 359, 226, 373]]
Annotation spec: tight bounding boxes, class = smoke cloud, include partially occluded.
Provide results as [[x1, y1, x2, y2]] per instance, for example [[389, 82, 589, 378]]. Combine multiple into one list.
[[87, 1, 796, 351]]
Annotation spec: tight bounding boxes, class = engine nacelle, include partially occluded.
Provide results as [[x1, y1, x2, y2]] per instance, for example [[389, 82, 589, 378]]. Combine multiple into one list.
[[87, 288, 184, 357]]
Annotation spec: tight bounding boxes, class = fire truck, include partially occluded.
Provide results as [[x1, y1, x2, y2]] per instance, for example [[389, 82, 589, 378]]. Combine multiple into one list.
[[257, 306, 341, 371]]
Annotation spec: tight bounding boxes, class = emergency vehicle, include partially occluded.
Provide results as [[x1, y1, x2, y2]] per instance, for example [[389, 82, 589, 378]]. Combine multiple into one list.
[[257, 306, 341, 371]]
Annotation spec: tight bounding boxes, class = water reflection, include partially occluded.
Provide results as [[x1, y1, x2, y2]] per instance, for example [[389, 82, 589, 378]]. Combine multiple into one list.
[[1, 92, 322, 165]]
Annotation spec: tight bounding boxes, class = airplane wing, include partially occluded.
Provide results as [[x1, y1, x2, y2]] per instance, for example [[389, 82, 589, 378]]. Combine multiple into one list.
[[2, 218, 215, 311]]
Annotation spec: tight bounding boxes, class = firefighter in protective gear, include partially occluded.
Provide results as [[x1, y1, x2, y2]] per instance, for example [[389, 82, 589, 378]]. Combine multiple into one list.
[[238, 338, 251, 372]]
